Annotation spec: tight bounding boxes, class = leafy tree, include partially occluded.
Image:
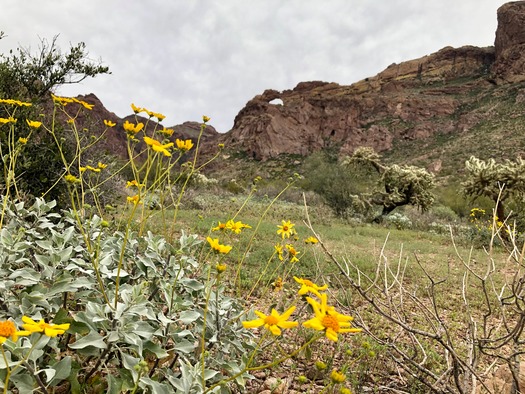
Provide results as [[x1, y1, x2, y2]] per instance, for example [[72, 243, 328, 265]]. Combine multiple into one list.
[[0, 35, 109, 202], [343, 147, 435, 222], [462, 156, 525, 225]]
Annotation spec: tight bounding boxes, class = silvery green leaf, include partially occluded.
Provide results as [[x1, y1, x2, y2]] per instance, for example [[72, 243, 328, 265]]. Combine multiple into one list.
[[143, 340, 169, 358], [69, 332, 107, 349], [172, 339, 195, 354], [47, 356, 72, 386], [179, 310, 200, 324]]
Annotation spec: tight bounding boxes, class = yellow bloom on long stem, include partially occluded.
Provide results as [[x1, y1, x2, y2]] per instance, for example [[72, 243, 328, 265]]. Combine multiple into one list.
[[304, 236, 319, 244], [225, 219, 252, 234], [0, 321, 31, 344], [286, 244, 300, 262], [242, 306, 298, 336], [206, 237, 232, 254], [274, 244, 284, 261], [143, 136, 174, 156], [123, 120, 144, 136], [127, 195, 141, 205], [131, 103, 144, 114], [330, 369, 346, 384], [21, 316, 70, 337], [212, 221, 227, 231], [104, 119, 116, 127], [277, 220, 295, 239], [303, 293, 361, 341], [0, 98, 31, 107], [0, 117, 17, 124], [26, 119, 42, 129], [175, 138, 194, 152], [294, 276, 328, 297], [18, 137, 28, 145]]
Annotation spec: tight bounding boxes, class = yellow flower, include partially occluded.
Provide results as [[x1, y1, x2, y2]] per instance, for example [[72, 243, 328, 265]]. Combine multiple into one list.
[[330, 369, 346, 384], [104, 119, 116, 127], [242, 306, 298, 336], [86, 165, 101, 173], [212, 221, 227, 231], [277, 220, 295, 239], [286, 244, 300, 263], [302, 293, 361, 341], [127, 195, 141, 205], [21, 316, 70, 337], [0, 98, 31, 107], [131, 103, 144, 114], [51, 94, 74, 105], [18, 137, 28, 144], [294, 277, 328, 297], [143, 136, 174, 156], [159, 128, 174, 137], [147, 111, 165, 121], [72, 98, 94, 110], [123, 120, 144, 136], [26, 119, 42, 129], [126, 180, 144, 189], [0, 117, 17, 124], [97, 162, 107, 169], [206, 237, 232, 254], [0, 320, 31, 344], [274, 244, 284, 261], [79, 166, 87, 173], [202, 115, 211, 123], [225, 219, 252, 234], [340, 388, 352, 394], [218, 143, 225, 149], [175, 138, 194, 152], [216, 263, 227, 273], [304, 236, 319, 244], [65, 174, 80, 184], [273, 276, 284, 292]]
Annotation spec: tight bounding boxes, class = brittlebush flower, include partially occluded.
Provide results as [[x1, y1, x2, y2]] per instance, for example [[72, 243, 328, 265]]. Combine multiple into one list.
[[26, 119, 42, 129], [286, 244, 300, 262], [304, 236, 319, 244], [330, 369, 346, 384], [22, 316, 70, 337], [212, 221, 227, 231], [175, 138, 194, 152], [144, 136, 174, 156], [202, 115, 211, 123], [216, 263, 227, 273], [72, 98, 94, 110], [303, 293, 361, 341], [51, 94, 74, 105], [123, 120, 144, 136], [131, 103, 144, 114], [127, 195, 141, 205], [226, 219, 252, 234], [104, 119, 116, 127], [242, 306, 298, 336], [0, 320, 31, 344], [86, 165, 101, 173], [207, 237, 232, 254], [273, 276, 284, 292], [294, 277, 328, 297], [0, 117, 17, 124], [65, 174, 80, 184], [277, 220, 295, 239], [18, 137, 28, 144], [0, 98, 31, 107], [159, 128, 174, 137], [275, 244, 284, 261]]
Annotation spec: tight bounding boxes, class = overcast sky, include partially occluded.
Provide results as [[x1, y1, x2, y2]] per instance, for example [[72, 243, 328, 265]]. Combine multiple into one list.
[[0, 1, 509, 132]]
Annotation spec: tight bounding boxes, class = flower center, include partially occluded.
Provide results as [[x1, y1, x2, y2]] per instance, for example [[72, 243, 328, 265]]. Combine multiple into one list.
[[303, 279, 314, 287], [0, 321, 16, 338], [282, 225, 289, 231], [265, 316, 279, 325], [322, 315, 340, 332]]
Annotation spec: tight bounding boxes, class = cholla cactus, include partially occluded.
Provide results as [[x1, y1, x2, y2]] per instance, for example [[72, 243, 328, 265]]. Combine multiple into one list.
[[462, 156, 525, 222], [344, 147, 435, 221]]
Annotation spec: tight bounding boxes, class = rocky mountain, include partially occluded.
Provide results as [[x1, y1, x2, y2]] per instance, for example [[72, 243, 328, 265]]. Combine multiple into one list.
[[207, 1, 525, 176]]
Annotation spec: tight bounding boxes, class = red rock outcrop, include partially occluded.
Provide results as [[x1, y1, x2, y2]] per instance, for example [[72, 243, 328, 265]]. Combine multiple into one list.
[[493, 1, 525, 83]]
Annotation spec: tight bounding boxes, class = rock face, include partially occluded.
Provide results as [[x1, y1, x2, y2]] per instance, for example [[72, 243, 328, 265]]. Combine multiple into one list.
[[216, 1, 525, 161], [494, 1, 525, 83]]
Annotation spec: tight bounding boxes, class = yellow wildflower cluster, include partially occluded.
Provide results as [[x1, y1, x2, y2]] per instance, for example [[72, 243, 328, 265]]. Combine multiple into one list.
[[126, 179, 145, 189], [144, 136, 174, 156], [207, 237, 232, 254], [243, 277, 361, 341], [0, 116, 17, 124], [469, 207, 504, 232], [130, 103, 165, 121], [26, 119, 42, 128], [80, 162, 107, 173], [277, 220, 296, 239], [212, 219, 252, 234], [0, 98, 31, 107], [123, 120, 144, 137], [51, 94, 94, 110], [175, 138, 194, 152]]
